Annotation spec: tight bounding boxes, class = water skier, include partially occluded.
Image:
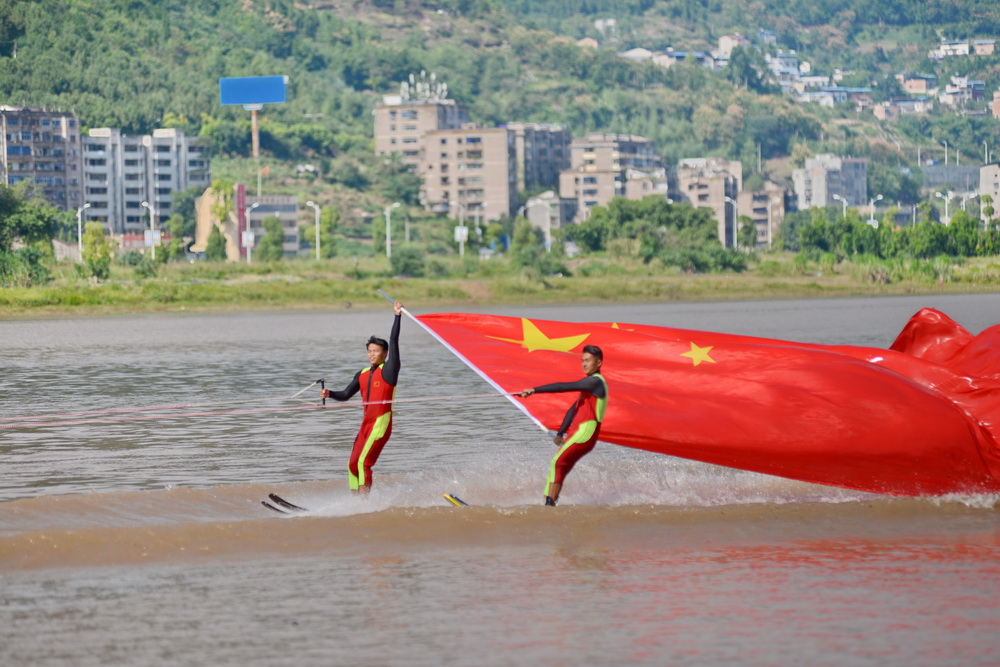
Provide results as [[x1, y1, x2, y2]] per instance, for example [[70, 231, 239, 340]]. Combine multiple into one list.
[[519, 345, 607, 506], [321, 300, 403, 493]]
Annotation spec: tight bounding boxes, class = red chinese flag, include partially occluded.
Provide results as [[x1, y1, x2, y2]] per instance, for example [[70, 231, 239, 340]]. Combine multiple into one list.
[[415, 309, 1000, 496]]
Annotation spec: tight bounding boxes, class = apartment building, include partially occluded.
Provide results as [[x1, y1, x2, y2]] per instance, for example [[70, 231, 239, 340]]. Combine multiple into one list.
[[737, 183, 786, 247], [676, 158, 742, 248], [83, 128, 210, 235], [0, 105, 83, 210], [559, 133, 661, 222], [503, 122, 571, 193], [420, 125, 517, 223], [792, 154, 868, 213], [373, 85, 469, 167], [981, 164, 999, 221]]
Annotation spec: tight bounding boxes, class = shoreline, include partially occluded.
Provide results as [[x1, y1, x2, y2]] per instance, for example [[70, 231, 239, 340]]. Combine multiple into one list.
[[1, 272, 997, 319]]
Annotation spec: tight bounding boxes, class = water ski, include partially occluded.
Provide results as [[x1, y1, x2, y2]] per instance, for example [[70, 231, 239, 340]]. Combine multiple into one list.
[[444, 493, 468, 506]]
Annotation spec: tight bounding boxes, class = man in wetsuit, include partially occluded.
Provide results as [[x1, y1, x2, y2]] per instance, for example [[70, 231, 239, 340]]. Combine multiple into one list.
[[321, 301, 403, 493], [519, 345, 607, 506]]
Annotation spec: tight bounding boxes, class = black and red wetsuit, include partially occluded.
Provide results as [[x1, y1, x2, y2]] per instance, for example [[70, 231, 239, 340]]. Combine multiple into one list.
[[532, 373, 608, 497], [328, 314, 401, 490]]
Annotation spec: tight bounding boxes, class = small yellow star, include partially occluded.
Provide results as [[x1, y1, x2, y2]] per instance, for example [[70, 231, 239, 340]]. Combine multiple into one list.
[[490, 318, 590, 353], [680, 342, 715, 367]]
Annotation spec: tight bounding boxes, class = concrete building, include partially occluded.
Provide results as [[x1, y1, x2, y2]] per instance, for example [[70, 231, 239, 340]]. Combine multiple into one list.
[[792, 154, 868, 214], [191, 183, 299, 261], [82, 128, 210, 235], [993, 91, 1000, 120], [420, 125, 517, 223], [0, 105, 83, 210], [559, 133, 661, 222], [502, 122, 571, 194], [522, 191, 562, 250], [737, 183, 786, 248], [676, 158, 742, 248], [980, 164, 1000, 223], [372, 73, 468, 167]]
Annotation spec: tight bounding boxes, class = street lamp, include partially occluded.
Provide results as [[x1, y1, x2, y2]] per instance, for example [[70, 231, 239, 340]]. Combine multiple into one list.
[[723, 196, 737, 249], [246, 202, 260, 264], [449, 200, 466, 258], [868, 194, 883, 228], [935, 192, 950, 224], [384, 202, 401, 259], [305, 201, 321, 261], [76, 202, 90, 261], [832, 194, 848, 219], [140, 201, 156, 261], [765, 197, 780, 248], [941, 140, 948, 166], [960, 192, 977, 212]]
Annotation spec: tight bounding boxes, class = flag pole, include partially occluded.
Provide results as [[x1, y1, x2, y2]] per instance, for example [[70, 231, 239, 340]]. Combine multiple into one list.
[[375, 290, 546, 432]]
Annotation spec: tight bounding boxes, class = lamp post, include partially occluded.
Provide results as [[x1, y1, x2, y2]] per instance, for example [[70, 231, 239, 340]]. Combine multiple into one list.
[[765, 197, 780, 248], [832, 194, 848, 219], [723, 196, 737, 249], [935, 192, 950, 224], [941, 140, 948, 166], [867, 194, 883, 228], [305, 201, 321, 261], [384, 202, 401, 259], [246, 202, 260, 264], [140, 201, 156, 261], [76, 202, 91, 261], [449, 200, 466, 258]]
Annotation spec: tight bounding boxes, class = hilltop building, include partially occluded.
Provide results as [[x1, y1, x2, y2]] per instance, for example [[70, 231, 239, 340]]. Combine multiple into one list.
[[0, 105, 83, 211], [792, 154, 868, 213], [82, 128, 210, 235]]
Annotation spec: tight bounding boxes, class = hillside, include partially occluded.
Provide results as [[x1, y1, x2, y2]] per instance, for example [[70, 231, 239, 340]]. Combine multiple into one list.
[[1, 0, 998, 216]]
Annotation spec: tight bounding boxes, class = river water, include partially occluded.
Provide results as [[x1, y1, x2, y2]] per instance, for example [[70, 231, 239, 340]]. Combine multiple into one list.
[[1, 294, 999, 665]]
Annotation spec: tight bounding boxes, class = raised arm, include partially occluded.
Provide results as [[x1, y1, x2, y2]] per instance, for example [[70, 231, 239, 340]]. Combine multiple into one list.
[[382, 309, 402, 386]]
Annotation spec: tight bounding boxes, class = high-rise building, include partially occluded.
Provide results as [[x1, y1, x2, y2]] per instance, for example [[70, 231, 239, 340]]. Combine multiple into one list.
[[373, 73, 468, 166], [503, 122, 571, 193], [675, 157, 743, 247], [0, 105, 83, 210], [420, 125, 517, 223], [559, 133, 661, 222], [793, 154, 868, 214], [82, 128, 210, 235]]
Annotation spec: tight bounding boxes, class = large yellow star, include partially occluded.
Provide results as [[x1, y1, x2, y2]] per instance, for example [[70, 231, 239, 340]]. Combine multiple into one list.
[[490, 318, 590, 353], [680, 342, 715, 366]]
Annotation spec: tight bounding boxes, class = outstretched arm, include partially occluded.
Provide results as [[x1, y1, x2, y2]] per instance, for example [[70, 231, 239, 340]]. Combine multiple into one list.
[[520, 376, 605, 399], [322, 370, 362, 402]]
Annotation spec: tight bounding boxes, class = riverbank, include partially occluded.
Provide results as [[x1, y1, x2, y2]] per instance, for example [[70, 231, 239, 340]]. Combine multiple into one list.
[[2, 253, 998, 317]]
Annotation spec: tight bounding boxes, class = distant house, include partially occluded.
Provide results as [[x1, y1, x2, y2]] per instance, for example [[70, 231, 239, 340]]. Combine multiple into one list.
[[939, 76, 986, 107], [973, 39, 996, 56], [929, 40, 971, 59], [896, 73, 938, 95], [619, 47, 653, 62], [873, 98, 935, 121]]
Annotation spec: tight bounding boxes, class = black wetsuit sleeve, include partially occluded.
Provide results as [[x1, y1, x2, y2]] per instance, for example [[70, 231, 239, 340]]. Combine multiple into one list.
[[329, 371, 362, 401], [531, 376, 606, 398], [382, 313, 401, 386]]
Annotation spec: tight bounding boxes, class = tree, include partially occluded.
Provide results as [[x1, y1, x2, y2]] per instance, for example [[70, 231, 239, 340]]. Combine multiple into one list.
[[737, 215, 757, 249], [205, 225, 227, 262], [255, 216, 285, 262], [81, 221, 115, 280]]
